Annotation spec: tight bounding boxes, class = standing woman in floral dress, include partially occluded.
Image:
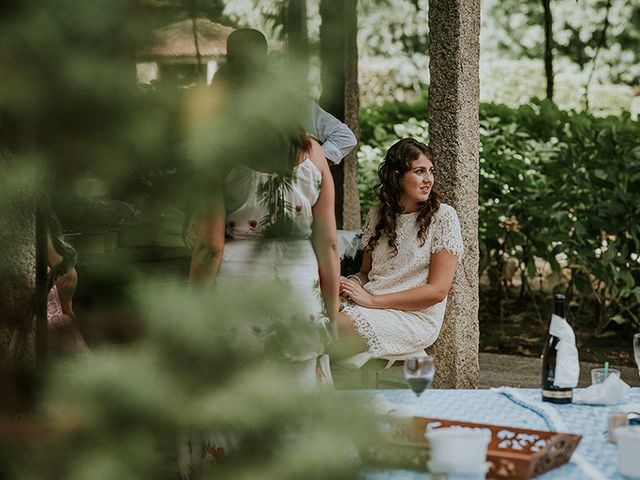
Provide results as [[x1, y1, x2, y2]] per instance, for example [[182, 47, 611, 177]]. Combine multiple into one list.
[[189, 129, 339, 387]]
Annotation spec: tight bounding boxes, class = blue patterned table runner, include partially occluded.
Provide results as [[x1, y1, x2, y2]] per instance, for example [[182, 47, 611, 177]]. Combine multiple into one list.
[[346, 387, 640, 480]]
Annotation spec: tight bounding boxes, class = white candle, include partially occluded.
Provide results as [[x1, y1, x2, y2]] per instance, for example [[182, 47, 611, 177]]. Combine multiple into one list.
[[426, 427, 491, 477]]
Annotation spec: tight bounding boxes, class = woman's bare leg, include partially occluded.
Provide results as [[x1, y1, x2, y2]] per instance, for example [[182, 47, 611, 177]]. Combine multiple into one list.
[[330, 311, 368, 359]]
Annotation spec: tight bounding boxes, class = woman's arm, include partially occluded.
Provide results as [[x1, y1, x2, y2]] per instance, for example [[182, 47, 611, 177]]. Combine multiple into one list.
[[339, 250, 458, 310], [188, 192, 226, 290], [305, 101, 357, 164], [309, 140, 340, 322]]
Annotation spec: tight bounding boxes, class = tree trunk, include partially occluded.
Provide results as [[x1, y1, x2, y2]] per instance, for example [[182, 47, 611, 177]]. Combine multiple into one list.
[[342, 0, 360, 229], [542, 0, 554, 101], [320, 0, 346, 229], [285, 0, 310, 81], [584, 0, 612, 111], [319, 0, 360, 229], [319, 0, 345, 121]]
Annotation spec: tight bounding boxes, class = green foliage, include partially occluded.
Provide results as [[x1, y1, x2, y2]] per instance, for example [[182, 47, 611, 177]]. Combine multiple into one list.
[[357, 0, 429, 105], [0, 2, 370, 478], [482, 0, 640, 86], [479, 59, 636, 117], [1, 284, 367, 479], [213, 1, 639, 110], [477, 0, 638, 113], [359, 99, 640, 329], [222, 0, 285, 40]]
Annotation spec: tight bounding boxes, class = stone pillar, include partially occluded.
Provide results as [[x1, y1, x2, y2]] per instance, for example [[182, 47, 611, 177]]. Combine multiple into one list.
[[427, 0, 480, 388]]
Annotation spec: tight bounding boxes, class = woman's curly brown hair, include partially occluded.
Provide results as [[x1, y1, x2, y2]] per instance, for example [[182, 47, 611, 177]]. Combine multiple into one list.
[[367, 138, 440, 256]]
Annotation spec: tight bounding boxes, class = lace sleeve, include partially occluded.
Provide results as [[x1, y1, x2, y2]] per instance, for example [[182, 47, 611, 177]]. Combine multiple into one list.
[[431, 204, 464, 257], [361, 204, 380, 248]]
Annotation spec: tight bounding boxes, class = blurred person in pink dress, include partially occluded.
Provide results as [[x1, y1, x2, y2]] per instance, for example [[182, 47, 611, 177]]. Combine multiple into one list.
[[44, 203, 89, 357]]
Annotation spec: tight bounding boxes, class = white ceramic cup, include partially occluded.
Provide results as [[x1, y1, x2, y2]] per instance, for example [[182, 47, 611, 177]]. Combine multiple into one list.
[[617, 426, 640, 478], [426, 427, 491, 477]]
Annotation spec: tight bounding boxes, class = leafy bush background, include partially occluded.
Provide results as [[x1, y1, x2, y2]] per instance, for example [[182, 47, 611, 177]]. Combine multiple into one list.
[[358, 99, 640, 330], [221, 0, 639, 113], [0, 3, 368, 478]]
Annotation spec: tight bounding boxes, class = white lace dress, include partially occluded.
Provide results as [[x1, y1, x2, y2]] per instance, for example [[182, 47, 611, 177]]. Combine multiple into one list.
[[341, 203, 463, 359]]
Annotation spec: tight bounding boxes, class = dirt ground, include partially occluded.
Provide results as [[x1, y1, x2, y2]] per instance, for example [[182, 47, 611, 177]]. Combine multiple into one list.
[[478, 286, 638, 368], [334, 353, 640, 389]]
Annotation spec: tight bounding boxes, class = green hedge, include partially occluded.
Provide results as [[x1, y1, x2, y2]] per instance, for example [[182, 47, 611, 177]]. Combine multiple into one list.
[[358, 99, 640, 329]]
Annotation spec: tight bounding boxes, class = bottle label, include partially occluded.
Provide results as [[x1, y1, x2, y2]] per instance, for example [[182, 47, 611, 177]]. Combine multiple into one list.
[[542, 389, 572, 399]]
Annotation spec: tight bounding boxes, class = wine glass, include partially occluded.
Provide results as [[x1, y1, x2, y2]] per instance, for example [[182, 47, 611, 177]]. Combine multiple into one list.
[[404, 355, 435, 397], [633, 333, 640, 379]]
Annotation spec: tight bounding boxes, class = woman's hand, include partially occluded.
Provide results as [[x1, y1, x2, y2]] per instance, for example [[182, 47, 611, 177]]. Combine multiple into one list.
[[339, 276, 376, 309]]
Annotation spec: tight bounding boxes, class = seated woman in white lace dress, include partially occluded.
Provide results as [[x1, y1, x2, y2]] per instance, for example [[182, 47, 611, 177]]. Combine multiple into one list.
[[335, 138, 463, 366]]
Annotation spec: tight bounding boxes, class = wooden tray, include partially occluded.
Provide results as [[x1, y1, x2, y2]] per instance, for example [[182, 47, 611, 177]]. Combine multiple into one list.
[[367, 416, 581, 479]]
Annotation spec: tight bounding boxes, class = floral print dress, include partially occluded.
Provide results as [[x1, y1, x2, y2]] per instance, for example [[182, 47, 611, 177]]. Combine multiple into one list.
[[217, 157, 331, 387]]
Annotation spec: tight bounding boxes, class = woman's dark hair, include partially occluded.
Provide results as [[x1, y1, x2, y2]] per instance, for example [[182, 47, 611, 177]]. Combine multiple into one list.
[[367, 138, 440, 256], [287, 128, 311, 168]]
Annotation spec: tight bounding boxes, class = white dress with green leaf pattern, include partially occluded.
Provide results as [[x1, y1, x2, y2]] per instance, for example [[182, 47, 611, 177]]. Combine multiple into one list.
[[218, 157, 331, 387]]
